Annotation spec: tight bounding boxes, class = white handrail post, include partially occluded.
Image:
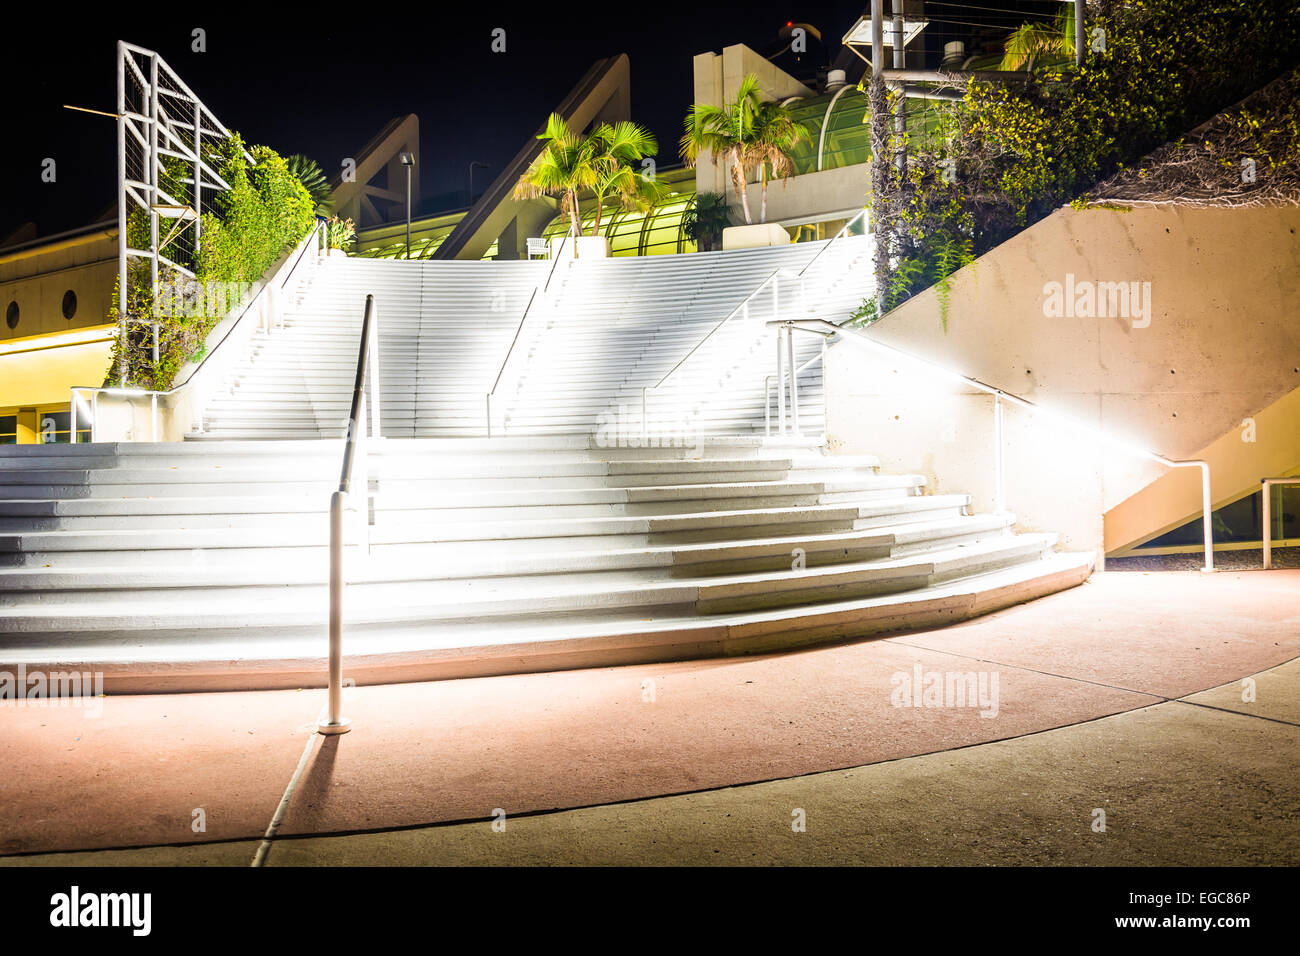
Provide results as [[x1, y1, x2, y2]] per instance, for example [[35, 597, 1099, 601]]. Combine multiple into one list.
[[1199, 462, 1214, 573], [765, 376, 772, 437], [776, 326, 787, 435], [485, 393, 493, 439], [369, 301, 382, 439], [1262, 479, 1272, 570], [357, 391, 370, 555], [319, 489, 351, 735], [151, 392, 159, 442], [70, 390, 78, 444], [91, 391, 99, 443], [993, 391, 1004, 514], [787, 322, 799, 436]]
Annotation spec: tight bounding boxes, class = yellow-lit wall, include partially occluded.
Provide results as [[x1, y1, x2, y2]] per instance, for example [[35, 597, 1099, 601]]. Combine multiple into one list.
[[0, 228, 118, 441], [1, 229, 117, 343], [0, 330, 114, 408]]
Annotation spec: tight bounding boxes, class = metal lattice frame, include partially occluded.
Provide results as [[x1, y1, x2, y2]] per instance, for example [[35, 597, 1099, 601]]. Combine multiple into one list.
[[115, 40, 251, 384]]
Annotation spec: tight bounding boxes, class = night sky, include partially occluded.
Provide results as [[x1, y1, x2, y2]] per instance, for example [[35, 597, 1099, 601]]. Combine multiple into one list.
[[2, 2, 1059, 240]]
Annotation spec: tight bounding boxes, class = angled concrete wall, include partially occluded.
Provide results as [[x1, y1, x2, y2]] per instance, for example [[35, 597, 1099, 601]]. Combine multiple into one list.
[[825, 204, 1300, 556]]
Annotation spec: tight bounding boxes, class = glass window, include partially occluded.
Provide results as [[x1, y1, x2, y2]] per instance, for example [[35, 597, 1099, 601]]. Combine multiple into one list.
[[0, 415, 16, 445], [5, 301, 17, 330], [62, 289, 78, 320], [37, 410, 91, 444], [1136, 485, 1300, 549]]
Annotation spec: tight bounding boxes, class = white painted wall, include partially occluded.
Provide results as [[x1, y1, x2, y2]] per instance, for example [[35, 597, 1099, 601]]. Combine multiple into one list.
[[825, 204, 1300, 555]]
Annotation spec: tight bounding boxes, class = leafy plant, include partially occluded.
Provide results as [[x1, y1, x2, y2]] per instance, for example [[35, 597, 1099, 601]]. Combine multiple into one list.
[[747, 99, 813, 223], [326, 216, 356, 251], [679, 74, 765, 224], [680, 191, 731, 252], [859, 0, 1300, 331], [585, 121, 666, 236], [106, 134, 316, 389], [514, 113, 597, 237], [1000, 4, 1077, 71], [286, 154, 334, 216]]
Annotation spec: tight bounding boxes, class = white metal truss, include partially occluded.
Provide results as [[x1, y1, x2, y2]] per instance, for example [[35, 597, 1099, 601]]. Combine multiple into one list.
[[115, 40, 251, 383]]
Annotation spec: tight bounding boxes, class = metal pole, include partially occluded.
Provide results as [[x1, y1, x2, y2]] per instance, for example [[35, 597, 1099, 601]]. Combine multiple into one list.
[[193, 98, 202, 254], [870, 0, 888, 316], [320, 490, 351, 735], [116, 43, 128, 387], [787, 323, 799, 435], [368, 301, 382, 439], [1075, 0, 1085, 68], [1199, 462, 1214, 573], [776, 327, 787, 435], [993, 392, 1004, 513], [871, 0, 884, 68], [765, 377, 772, 437], [820, 335, 828, 437], [892, 0, 906, 174], [148, 54, 160, 335], [405, 164, 412, 260], [485, 393, 493, 438], [1262, 479, 1272, 570]]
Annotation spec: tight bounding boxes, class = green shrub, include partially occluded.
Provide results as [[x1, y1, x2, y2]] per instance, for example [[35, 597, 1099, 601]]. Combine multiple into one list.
[[107, 134, 316, 388], [863, 0, 1300, 329]]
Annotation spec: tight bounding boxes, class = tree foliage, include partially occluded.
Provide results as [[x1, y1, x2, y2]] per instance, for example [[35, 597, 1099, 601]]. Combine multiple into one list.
[[863, 0, 1300, 329], [107, 134, 317, 388]]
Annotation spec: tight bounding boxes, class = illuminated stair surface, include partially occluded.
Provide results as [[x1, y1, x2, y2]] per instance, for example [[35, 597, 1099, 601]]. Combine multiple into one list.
[[193, 238, 870, 440], [0, 436, 1093, 691]]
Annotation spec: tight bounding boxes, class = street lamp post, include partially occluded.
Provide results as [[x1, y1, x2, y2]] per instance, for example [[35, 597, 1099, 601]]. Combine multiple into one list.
[[400, 152, 415, 259]]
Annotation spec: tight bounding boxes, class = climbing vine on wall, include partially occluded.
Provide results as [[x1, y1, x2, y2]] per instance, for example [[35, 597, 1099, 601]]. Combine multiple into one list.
[[859, 0, 1300, 330], [107, 134, 316, 389]]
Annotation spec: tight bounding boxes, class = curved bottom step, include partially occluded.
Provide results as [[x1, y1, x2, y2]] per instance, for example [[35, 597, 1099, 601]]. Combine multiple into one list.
[[8, 551, 1094, 693]]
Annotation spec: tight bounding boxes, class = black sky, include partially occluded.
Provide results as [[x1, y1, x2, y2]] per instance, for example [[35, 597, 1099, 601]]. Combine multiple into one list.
[[2, 2, 1057, 239]]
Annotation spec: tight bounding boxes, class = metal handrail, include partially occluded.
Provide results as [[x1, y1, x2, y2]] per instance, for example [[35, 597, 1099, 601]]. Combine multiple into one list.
[[776, 317, 1217, 572], [1262, 477, 1300, 569], [69, 220, 326, 442], [485, 232, 569, 437], [321, 293, 381, 736], [640, 211, 869, 441], [765, 346, 828, 437], [794, 207, 868, 279]]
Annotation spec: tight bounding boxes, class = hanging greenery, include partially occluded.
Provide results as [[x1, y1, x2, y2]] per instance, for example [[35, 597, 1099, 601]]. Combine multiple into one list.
[[106, 134, 316, 389], [860, 0, 1300, 330]]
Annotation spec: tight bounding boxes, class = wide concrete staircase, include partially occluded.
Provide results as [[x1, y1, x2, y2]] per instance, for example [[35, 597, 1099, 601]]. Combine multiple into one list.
[[0, 436, 1092, 690], [195, 238, 868, 440], [0, 239, 1096, 689]]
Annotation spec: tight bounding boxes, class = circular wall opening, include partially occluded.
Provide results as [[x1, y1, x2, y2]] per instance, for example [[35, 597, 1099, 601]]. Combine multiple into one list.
[[62, 289, 77, 320], [5, 301, 17, 330]]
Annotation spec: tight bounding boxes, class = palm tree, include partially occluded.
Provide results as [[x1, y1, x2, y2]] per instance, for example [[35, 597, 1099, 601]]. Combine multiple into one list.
[[679, 74, 764, 225], [1001, 3, 1078, 71], [286, 154, 333, 216], [747, 100, 811, 224], [586, 121, 666, 237], [515, 113, 597, 238]]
